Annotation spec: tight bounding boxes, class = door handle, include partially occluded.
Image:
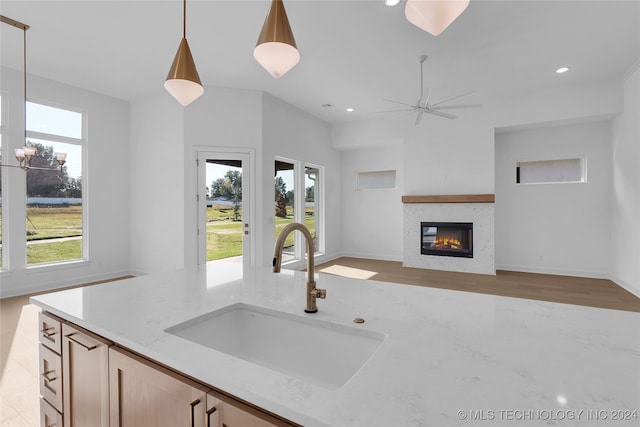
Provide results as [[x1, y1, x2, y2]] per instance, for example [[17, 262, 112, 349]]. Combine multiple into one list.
[[66, 333, 98, 351], [206, 406, 218, 427], [190, 399, 201, 427]]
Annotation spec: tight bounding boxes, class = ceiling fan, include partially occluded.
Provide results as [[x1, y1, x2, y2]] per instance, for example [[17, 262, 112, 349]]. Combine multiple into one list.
[[372, 55, 481, 125]]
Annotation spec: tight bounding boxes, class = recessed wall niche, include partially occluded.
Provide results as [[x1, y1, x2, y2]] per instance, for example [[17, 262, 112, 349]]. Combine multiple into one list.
[[357, 170, 396, 190]]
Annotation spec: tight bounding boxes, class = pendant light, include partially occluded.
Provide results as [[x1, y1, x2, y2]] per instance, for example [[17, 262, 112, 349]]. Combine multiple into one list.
[[254, 0, 300, 79], [165, 0, 203, 106], [405, 0, 470, 36]]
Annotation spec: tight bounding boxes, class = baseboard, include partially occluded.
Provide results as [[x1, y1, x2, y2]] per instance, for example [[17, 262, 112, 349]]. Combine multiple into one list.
[[610, 275, 640, 299], [340, 251, 403, 263], [495, 263, 610, 279]]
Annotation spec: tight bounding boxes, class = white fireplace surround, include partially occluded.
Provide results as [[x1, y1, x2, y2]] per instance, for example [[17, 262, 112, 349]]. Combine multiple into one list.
[[403, 197, 495, 275]]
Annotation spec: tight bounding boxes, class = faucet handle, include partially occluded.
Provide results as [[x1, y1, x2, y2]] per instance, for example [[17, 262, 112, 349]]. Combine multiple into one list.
[[312, 288, 327, 299]]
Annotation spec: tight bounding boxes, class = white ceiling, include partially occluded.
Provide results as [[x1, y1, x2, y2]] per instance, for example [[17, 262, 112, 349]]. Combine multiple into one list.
[[1, 1, 638, 124]]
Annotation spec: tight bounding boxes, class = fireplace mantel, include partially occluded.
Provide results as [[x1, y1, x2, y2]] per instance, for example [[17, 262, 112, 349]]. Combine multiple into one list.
[[401, 194, 495, 204]]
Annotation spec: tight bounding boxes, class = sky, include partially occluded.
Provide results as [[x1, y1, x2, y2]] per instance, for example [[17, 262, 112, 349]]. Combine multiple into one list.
[[0, 99, 83, 179]]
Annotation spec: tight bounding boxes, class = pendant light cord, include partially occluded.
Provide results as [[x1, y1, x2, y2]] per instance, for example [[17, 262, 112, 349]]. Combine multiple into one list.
[[183, 0, 186, 39], [0, 16, 30, 144]]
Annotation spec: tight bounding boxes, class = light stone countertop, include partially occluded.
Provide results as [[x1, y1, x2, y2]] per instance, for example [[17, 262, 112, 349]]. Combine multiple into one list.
[[31, 262, 640, 426]]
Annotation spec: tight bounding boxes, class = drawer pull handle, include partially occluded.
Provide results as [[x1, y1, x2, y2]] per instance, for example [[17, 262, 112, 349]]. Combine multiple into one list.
[[206, 407, 218, 427], [41, 327, 56, 338], [190, 399, 201, 427], [66, 333, 98, 351], [41, 370, 57, 382]]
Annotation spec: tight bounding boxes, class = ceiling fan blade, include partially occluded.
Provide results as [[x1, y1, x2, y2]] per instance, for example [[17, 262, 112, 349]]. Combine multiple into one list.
[[383, 99, 417, 108], [418, 88, 432, 108], [425, 109, 457, 120], [415, 110, 424, 125], [367, 108, 416, 114], [424, 88, 432, 108], [429, 90, 475, 108], [430, 104, 483, 110]]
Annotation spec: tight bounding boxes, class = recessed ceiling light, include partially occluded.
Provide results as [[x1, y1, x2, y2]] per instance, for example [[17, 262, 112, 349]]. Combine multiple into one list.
[[556, 67, 570, 74], [346, 107, 355, 112], [385, 0, 402, 6]]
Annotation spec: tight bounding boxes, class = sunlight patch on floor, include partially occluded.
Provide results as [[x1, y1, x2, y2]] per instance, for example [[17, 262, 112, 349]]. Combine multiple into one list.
[[317, 264, 378, 280]]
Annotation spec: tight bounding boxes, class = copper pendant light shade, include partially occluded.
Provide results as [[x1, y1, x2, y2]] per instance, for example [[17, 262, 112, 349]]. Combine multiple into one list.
[[165, 0, 203, 106], [254, 0, 300, 79]]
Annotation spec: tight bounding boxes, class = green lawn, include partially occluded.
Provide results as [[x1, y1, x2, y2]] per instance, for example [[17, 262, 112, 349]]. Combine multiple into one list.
[[1, 204, 314, 265], [206, 205, 316, 261], [0, 206, 83, 265], [27, 206, 83, 240], [27, 239, 82, 264]]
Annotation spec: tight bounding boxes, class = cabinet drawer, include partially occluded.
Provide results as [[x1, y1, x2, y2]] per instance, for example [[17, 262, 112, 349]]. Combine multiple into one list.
[[40, 397, 63, 427], [39, 344, 63, 412], [39, 312, 62, 354]]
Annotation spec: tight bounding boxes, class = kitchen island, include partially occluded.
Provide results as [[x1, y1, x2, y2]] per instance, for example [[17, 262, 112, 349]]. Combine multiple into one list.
[[31, 262, 640, 426]]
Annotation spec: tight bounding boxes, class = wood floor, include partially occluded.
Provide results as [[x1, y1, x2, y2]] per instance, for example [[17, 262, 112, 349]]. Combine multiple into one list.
[[316, 257, 640, 313]]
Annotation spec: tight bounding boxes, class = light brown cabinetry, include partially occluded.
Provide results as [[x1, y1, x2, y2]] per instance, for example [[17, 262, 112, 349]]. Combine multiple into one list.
[[109, 347, 209, 427], [38, 312, 64, 426], [38, 313, 113, 427], [39, 312, 298, 427], [206, 391, 284, 427], [62, 323, 111, 427]]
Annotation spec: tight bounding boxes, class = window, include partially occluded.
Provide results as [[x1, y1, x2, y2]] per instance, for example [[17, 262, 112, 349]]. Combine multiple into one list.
[[357, 170, 396, 190], [275, 159, 296, 259], [305, 165, 321, 253], [516, 158, 585, 184], [25, 101, 85, 265], [0, 94, 4, 269], [275, 158, 324, 263]]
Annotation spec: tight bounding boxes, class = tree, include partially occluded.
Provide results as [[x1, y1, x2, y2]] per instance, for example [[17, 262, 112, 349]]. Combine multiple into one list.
[[210, 170, 242, 201], [274, 176, 286, 199], [285, 190, 294, 205], [25, 141, 70, 197], [64, 177, 82, 198], [275, 193, 288, 218], [305, 186, 314, 202]]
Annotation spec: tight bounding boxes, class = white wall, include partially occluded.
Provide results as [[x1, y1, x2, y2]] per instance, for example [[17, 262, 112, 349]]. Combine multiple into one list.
[[261, 93, 341, 267], [334, 80, 626, 282], [183, 86, 263, 269], [130, 88, 336, 274], [611, 62, 640, 296], [341, 145, 403, 261], [129, 92, 184, 275], [0, 68, 131, 297], [495, 121, 613, 278]]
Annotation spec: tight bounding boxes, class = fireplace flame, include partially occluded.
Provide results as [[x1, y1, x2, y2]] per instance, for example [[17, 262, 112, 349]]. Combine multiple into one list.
[[431, 237, 463, 250]]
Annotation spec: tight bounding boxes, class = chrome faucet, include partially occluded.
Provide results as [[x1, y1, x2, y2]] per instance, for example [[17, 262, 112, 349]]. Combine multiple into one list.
[[272, 222, 326, 313]]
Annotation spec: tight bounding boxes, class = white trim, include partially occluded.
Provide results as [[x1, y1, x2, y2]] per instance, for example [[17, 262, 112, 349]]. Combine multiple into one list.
[[340, 251, 404, 263], [195, 147, 256, 267], [610, 275, 640, 299], [495, 263, 610, 280]]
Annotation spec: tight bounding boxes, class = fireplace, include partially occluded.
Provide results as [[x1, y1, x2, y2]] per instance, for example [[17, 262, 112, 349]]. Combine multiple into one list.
[[421, 222, 473, 258]]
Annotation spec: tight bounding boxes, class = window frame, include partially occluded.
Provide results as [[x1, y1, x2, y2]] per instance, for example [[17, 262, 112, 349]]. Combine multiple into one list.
[[275, 157, 325, 266], [24, 98, 88, 268], [515, 157, 587, 185], [0, 92, 7, 270]]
